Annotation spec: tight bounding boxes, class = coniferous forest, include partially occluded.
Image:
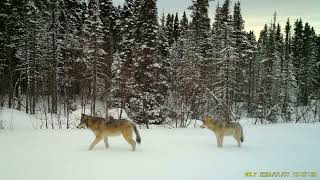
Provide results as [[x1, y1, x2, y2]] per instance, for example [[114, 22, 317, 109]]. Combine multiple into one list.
[[1, 0, 320, 128]]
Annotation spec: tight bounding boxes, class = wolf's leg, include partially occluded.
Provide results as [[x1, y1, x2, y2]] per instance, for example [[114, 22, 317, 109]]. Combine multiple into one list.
[[219, 135, 224, 147], [234, 134, 241, 147], [235, 128, 242, 147], [104, 136, 109, 149], [216, 134, 222, 147], [89, 136, 103, 151], [216, 134, 223, 147], [215, 134, 220, 147], [125, 136, 136, 151], [122, 130, 136, 151]]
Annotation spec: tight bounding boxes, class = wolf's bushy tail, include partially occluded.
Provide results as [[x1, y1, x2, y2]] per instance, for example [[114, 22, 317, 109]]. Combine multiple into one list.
[[240, 125, 244, 143], [132, 124, 141, 144]]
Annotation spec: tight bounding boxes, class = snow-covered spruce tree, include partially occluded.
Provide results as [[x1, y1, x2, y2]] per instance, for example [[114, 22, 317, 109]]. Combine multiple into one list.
[[114, 0, 136, 114], [180, 11, 188, 31], [119, 0, 168, 128], [45, 0, 66, 115], [317, 35, 320, 90], [165, 13, 174, 46], [0, 0, 9, 102], [2, 0, 23, 110], [76, 2, 91, 113], [108, 4, 121, 110], [166, 12, 184, 127], [0, 0, 25, 109], [60, 0, 84, 127], [211, 0, 239, 121], [83, 0, 106, 115], [231, 1, 249, 115], [244, 31, 258, 117], [27, 1, 45, 115], [140, 0, 168, 128], [254, 14, 286, 123], [189, 0, 211, 57], [26, 0, 56, 128], [158, 13, 169, 59], [154, 13, 170, 126], [315, 35, 320, 122], [280, 19, 296, 122], [292, 19, 305, 106], [257, 24, 276, 122], [32, 1, 56, 115], [98, 0, 115, 118], [292, 21, 319, 122], [292, 20, 318, 107], [168, 27, 204, 127], [207, 3, 223, 95], [15, 0, 48, 114], [254, 25, 269, 123], [188, 0, 214, 119], [301, 24, 318, 103], [173, 13, 180, 42], [112, 5, 121, 52], [272, 22, 285, 121]]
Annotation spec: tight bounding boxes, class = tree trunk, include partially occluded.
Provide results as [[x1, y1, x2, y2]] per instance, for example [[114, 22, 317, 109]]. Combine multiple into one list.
[[7, 47, 13, 108]]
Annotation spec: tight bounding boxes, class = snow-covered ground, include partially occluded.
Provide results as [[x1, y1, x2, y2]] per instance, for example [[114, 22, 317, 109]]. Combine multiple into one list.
[[1, 122, 319, 180]]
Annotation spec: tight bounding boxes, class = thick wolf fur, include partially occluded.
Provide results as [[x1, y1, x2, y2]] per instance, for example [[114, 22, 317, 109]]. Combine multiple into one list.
[[77, 114, 141, 151], [200, 117, 244, 147]]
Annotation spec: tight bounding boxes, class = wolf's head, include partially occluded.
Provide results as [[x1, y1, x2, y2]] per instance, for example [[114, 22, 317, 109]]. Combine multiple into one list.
[[200, 116, 214, 129], [77, 114, 88, 129]]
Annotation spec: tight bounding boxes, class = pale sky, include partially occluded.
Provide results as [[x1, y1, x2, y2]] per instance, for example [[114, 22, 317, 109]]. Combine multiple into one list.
[[114, 0, 320, 37]]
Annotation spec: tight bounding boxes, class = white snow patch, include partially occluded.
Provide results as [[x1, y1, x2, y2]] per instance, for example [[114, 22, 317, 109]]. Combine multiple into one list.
[[0, 108, 35, 130], [0, 123, 319, 180], [108, 108, 131, 120]]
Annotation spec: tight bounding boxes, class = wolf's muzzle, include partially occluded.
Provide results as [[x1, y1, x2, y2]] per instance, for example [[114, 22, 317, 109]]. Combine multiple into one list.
[[77, 123, 86, 129], [200, 124, 206, 129]]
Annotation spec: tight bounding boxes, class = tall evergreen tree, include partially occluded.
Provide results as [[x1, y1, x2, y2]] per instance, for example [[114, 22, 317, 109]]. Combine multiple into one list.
[[180, 11, 188, 31], [302, 23, 318, 103], [165, 13, 174, 46], [189, 0, 211, 56], [84, 0, 106, 115], [292, 19, 305, 105], [127, 0, 168, 128], [115, 0, 136, 117], [99, 0, 115, 117], [173, 13, 180, 42], [281, 19, 296, 122], [245, 31, 258, 117], [213, 0, 239, 120], [232, 1, 247, 105]]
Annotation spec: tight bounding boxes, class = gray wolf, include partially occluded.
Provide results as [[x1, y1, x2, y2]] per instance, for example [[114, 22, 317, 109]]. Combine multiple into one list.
[[77, 114, 141, 151], [200, 116, 244, 147]]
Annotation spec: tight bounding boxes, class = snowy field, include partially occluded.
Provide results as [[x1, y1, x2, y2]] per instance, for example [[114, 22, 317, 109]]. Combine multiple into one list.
[[1, 122, 320, 180]]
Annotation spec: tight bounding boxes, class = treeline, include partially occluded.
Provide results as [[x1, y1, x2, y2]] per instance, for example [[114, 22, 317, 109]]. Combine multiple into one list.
[[0, 0, 319, 128]]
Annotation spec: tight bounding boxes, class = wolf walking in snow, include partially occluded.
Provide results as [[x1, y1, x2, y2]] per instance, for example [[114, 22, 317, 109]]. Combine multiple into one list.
[[77, 114, 141, 151], [200, 116, 244, 147]]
